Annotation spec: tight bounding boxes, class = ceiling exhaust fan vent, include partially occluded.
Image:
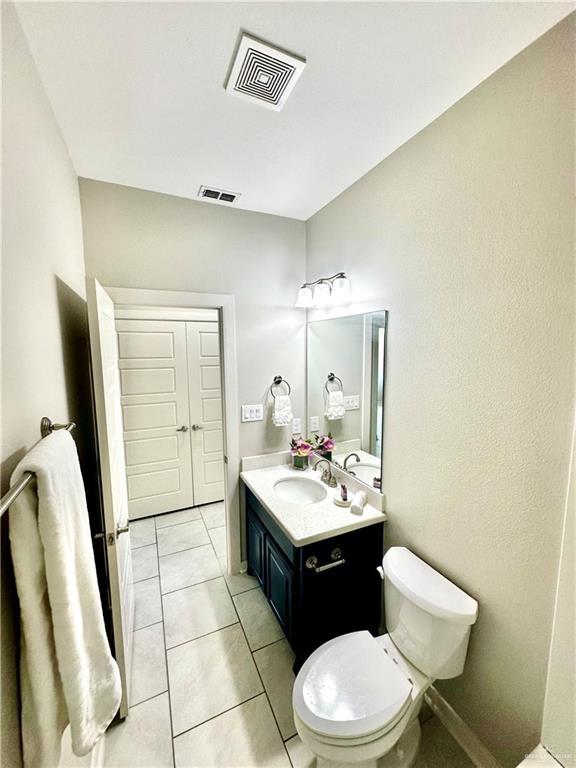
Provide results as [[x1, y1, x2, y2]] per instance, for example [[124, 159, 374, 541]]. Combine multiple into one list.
[[198, 186, 241, 204], [225, 33, 306, 112]]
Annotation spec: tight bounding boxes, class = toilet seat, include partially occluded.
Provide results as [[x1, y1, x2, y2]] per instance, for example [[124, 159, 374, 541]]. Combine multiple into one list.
[[293, 631, 413, 742]]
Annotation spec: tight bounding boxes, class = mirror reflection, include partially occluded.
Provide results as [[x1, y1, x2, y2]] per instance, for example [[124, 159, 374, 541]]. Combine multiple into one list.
[[307, 310, 387, 490]]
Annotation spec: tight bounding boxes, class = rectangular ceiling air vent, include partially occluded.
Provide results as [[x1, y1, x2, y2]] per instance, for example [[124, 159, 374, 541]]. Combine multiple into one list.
[[198, 186, 241, 204], [225, 33, 306, 112]]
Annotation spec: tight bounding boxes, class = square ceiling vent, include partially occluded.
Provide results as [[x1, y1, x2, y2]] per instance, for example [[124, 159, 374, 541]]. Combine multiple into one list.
[[225, 33, 306, 112]]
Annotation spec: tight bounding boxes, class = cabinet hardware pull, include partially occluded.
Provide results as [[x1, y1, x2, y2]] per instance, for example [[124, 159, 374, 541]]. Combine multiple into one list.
[[191, 424, 204, 431], [305, 556, 346, 573], [176, 425, 189, 432]]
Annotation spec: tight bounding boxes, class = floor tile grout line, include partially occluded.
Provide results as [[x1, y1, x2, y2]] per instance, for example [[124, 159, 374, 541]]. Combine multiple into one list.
[[130, 685, 169, 710], [171, 691, 266, 742], [134, 619, 164, 634], [151, 527, 177, 768], [220, 550, 292, 759], [158, 541, 214, 561], [160, 572, 260, 598], [157, 538, 213, 558], [165, 620, 241, 652]]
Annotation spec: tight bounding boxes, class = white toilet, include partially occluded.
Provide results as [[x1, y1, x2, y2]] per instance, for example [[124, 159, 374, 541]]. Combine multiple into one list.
[[292, 547, 478, 768]]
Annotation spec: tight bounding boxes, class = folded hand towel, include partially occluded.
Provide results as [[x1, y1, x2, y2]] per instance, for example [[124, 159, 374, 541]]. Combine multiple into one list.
[[350, 490, 367, 515], [272, 394, 293, 427], [324, 390, 346, 420], [9, 431, 121, 767]]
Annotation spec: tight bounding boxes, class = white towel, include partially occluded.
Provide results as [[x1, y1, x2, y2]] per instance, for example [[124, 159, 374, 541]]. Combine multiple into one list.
[[350, 490, 367, 515], [272, 394, 293, 427], [9, 431, 121, 767], [324, 390, 346, 420]]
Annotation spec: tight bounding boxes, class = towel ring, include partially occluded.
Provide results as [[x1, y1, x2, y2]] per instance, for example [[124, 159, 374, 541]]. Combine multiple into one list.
[[325, 373, 343, 394], [270, 375, 291, 399]]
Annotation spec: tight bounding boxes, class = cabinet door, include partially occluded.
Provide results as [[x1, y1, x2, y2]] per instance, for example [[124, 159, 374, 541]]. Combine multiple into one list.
[[247, 510, 266, 587], [265, 538, 293, 636]]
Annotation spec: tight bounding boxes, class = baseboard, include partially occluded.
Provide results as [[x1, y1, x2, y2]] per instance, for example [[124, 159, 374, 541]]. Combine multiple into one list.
[[425, 686, 502, 768]]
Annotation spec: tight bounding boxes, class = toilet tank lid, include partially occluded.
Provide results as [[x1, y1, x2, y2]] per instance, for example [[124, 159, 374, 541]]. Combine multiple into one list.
[[383, 547, 478, 626]]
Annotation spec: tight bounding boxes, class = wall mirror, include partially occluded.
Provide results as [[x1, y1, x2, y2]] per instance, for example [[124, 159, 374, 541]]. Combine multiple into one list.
[[307, 310, 388, 491]]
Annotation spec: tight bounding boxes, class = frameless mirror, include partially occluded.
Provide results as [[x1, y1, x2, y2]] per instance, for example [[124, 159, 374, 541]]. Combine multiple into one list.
[[306, 310, 387, 491]]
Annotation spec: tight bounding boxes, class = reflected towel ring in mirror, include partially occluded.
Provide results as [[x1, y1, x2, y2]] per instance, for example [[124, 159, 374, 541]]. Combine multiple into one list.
[[270, 375, 292, 399], [325, 373, 343, 393]]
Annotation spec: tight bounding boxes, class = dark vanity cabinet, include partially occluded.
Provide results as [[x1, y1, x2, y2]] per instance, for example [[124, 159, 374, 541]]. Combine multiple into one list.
[[244, 486, 384, 668]]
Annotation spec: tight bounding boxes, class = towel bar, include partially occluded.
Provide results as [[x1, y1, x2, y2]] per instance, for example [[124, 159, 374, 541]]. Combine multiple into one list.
[[0, 418, 76, 517]]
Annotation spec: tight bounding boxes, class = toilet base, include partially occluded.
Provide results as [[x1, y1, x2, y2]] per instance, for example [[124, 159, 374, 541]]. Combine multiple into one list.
[[314, 720, 421, 768], [377, 719, 421, 768]]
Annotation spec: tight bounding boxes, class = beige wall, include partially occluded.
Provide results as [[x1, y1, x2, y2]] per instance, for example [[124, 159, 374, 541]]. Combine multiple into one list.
[[79, 179, 307, 460], [1, 4, 88, 766], [542, 415, 575, 767], [306, 16, 575, 767]]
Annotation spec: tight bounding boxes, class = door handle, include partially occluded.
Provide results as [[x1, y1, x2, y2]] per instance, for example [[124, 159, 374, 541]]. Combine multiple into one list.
[[191, 424, 204, 431], [116, 523, 130, 538], [176, 426, 189, 432]]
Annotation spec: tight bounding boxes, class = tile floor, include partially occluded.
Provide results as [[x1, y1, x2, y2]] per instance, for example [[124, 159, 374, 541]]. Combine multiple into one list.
[[102, 502, 473, 768]]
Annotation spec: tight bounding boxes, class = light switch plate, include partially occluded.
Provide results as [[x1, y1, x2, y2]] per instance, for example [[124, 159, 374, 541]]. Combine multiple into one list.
[[310, 416, 320, 431], [241, 404, 263, 422], [344, 395, 360, 410], [292, 418, 302, 434]]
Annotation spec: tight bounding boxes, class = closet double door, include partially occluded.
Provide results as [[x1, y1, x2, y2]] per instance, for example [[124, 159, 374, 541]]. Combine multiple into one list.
[[117, 319, 224, 519]]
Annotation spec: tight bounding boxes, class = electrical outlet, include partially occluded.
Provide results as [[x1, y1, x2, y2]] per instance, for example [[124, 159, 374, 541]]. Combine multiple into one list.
[[310, 416, 320, 432], [344, 395, 360, 410], [292, 418, 302, 434], [241, 404, 263, 422]]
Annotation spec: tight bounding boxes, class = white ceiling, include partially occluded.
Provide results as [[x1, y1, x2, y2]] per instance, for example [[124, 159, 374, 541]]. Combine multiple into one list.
[[16, 2, 573, 221]]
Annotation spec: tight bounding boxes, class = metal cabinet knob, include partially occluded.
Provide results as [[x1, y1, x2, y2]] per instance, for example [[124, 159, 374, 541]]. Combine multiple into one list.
[[176, 426, 189, 432], [191, 424, 204, 431]]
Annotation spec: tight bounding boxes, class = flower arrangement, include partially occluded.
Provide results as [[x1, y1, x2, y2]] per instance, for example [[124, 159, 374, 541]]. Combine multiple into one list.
[[313, 433, 335, 461], [290, 437, 312, 470]]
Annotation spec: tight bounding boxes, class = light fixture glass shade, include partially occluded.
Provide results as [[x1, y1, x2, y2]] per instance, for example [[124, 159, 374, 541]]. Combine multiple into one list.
[[313, 281, 331, 307], [331, 274, 351, 304], [295, 285, 314, 308]]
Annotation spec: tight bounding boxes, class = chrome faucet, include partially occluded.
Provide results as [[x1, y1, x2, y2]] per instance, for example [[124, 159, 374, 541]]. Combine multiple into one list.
[[343, 453, 361, 473], [313, 458, 338, 488]]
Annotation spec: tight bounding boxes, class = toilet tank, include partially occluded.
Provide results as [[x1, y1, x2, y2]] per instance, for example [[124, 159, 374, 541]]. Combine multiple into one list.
[[383, 547, 478, 679]]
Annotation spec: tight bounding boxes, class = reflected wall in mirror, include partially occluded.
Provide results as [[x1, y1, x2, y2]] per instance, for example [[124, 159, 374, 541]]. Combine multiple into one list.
[[307, 310, 387, 490]]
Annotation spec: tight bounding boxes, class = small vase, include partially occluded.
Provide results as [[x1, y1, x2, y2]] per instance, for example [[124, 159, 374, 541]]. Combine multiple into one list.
[[318, 450, 332, 462], [292, 454, 309, 471]]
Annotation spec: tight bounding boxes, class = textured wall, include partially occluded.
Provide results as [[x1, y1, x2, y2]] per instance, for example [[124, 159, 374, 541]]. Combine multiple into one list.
[[542, 417, 575, 766], [1, 5, 88, 766], [79, 180, 307, 461], [306, 16, 575, 767]]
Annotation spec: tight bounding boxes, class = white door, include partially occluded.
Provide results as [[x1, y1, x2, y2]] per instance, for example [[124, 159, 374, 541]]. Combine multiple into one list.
[[187, 321, 225, 505], [86, 278, 133, 719], [116, 320, 194, 519]]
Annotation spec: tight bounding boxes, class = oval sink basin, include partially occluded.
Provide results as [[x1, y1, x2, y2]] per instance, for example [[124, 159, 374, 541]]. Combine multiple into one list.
[[273, 476, 328, 504], [348, 462, 380, 485]]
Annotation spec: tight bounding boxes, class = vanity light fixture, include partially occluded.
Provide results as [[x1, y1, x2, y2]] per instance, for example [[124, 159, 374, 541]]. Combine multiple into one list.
[[295, 272, 351, 308]]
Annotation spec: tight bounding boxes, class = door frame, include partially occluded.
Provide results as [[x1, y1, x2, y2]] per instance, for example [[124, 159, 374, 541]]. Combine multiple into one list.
[[104, 286, 241, 574]]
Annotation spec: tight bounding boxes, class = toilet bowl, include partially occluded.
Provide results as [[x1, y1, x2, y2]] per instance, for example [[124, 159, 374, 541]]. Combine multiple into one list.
[[292, 547, 478, 768]]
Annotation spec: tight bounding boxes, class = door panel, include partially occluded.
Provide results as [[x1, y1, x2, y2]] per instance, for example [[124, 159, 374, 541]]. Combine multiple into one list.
[[86, 278, 133, 719], [265, 537, 293, 636], [117, 320, 194, 519], [247, 510, 266, 588], [186, 321, 225, 505]]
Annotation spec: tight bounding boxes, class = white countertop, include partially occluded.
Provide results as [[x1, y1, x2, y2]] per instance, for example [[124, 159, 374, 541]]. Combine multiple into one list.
[[240, 463, 386, 547]]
